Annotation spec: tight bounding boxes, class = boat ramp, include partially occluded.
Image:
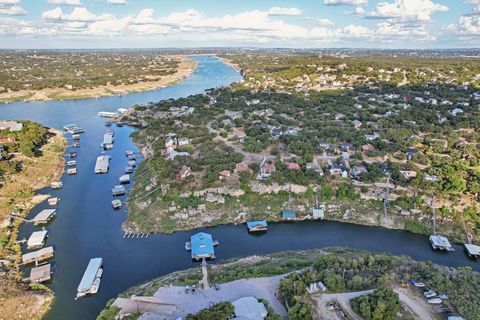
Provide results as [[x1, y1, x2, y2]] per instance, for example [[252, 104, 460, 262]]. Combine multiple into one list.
[[22, 246, 54, 265], [77, 258, 103, 298], [95, 155, 110, 174], [123, 231, 150, 239], [31, 209, 56, 225]]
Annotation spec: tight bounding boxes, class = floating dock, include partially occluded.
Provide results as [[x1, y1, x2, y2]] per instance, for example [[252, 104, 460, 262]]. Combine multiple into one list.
[[119, 174, 130, 184], [27, 230, 48, 249], [247, 220, 268, 232], [464, 243, 480, 258], [67, 160, 76, 167], [22, 246, 54, 265], [30, 263, 52, 283], [31, 209, 56, 225], [47, 197, 59, 206], [67, 168, 77, 175], [125, 166, 133, 174], [64, 124, 77, 131], [97, 111, 118, 118], [112, 185, 126, 196], [50, 181, 63, 189], [77, 258, 103, 298], [429, 235, 455, 251], [95, 155, 110, 174], [102, 132, 114, 149], [111, 199, 122, 209]]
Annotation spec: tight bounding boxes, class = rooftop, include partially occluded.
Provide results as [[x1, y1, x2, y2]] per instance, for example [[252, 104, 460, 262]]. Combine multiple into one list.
[[191, 232, 215, 259]]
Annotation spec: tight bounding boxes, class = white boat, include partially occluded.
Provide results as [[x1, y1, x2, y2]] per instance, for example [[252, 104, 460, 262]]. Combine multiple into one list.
[[47, 197, 59, 206], [111, 199, 122, 209], [119, 174, 130, 184], [90, 277, 101, 294], [67, 160, 76, 167], [51, 181, 63, 189], [427, 298, 442, 304], [67, 168, 77, 175]]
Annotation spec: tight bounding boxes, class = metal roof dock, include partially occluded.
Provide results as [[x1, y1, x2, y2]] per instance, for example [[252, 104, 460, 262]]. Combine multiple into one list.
[[77, 258, 103, 295], [112, 185, 126, 196], [189, 232, 217, 260], [464, 243, 480, 258], [119, 174, 130, 184], [31, 209, 56, 225], [429, 235, 454, 251], [102, 132, 114, 148], [30, 263, 51, 283], [27, 230, 48, 249], [22, 246, 54, 265], [246, 220, 268, 232], [282, 210, 296, 221], [95, 155, 110, 174]]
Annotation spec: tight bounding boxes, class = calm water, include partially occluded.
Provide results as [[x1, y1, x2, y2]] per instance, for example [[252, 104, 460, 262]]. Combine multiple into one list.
[[0, 56, 477, 320]]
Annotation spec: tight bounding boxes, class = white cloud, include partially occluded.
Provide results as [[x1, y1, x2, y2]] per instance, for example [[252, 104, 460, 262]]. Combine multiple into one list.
[[353, 6, 366, 15], [0, 0, 21, 4], [324, 0, 368, 5], [344, 24, 373, 38], [267, 7, 302, 16], [0, 4, 25, 15], [107, 0, 126, 4], [42, 7, 112, 22], [367, 0, 448, 22], [317, 18, 334, 26], [47, 0, 83, 6]]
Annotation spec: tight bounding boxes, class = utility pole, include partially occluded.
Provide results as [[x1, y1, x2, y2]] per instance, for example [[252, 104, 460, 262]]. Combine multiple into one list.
[[431, 193, 436, 235]]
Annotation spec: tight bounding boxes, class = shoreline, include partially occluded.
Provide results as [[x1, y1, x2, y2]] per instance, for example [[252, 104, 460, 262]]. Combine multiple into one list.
[[0, 56, 197, 104], [0, 127, 66, 320]]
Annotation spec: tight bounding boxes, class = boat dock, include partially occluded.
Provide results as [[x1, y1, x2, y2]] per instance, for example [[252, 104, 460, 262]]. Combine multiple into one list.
[[112, 199, 122, 209], [97, 111, 118, 118], [27, 230, 48, 249], [30, 263, 52, 283], [22, 246, 54, 265], [123, 231, 150, 239], [429, 235, 455, 251], [95, 155, 110, 174], [119, 174, 130, 184], [186, 232, 218, 261], [67, 168, 77, 175], [31, 209, 56, 225], [464, 243, 480, 258], [77, 258, 103, 298], [247, 220, 268, 232], [102, 132, 114, 149], [112, 185, 126, 196]]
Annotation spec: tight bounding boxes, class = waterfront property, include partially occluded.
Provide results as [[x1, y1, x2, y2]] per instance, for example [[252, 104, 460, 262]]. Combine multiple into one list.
[[95, 155, 110, 174], [77, 258, 103, 298], [22, 246, 54, 265], [282, 210, 296, 221], [30, 263, 52, 283], [31, 209, 56, 225], [430, 235, 454, 251], [186, 232, 218, 260], [247, 220, 268, 232], [27, 230, 48, 249]]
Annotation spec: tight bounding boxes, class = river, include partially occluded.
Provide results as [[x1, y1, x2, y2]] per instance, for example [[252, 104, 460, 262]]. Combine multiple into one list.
[[0, 56, 477, 320]]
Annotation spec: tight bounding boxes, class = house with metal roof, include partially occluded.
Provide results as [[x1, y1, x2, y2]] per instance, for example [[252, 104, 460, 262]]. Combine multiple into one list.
[[31, 209, 56, 225], [22, 246, 54, 265], [27, 230, 48, 249], [282, 210, 296, 221], [189, 232, 216, 260], [30, 263, 51, 283]]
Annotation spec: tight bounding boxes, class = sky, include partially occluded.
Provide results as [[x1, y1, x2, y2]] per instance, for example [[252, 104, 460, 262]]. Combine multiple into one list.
[[0, 0, 478, 49]]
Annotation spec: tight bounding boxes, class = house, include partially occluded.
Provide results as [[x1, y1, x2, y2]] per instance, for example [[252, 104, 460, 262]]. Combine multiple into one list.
[[234, 163, 252, 174], [305, 162, 323, 175], [177, 137, 190, 146], [282, 210, 296, 221], [165, 134, 177, 149], [350, 165, 367, 179], [339, 143, 356, 153], [218, 170, 231, 180], [450, 108, 464, 116], [287, 162, 301, 170], [365, 132, 380, 141], [0, 137, 14, 144], [176, 165, 191, 181], [258, 158, 275, 180], [406, 147, 419, 160], [362, 144, 376, 152], [0, 121, 23, 132], [329, 160, 348, 178], [400, 170, 417, 179]]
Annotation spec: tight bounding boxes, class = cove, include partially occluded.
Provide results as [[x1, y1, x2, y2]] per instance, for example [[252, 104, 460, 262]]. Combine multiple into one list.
[[0, 56, 477, 320]]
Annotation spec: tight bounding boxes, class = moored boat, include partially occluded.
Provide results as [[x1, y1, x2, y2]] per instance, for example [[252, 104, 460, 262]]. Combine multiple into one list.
[[51, 181, 63, 189]]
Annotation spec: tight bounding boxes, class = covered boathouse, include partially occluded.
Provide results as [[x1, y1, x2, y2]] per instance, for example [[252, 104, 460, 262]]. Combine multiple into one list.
[[189, 232, 217, 260]]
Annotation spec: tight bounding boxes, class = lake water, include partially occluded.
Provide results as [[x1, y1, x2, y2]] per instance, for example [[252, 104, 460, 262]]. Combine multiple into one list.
[[0, 56, 477, 320]]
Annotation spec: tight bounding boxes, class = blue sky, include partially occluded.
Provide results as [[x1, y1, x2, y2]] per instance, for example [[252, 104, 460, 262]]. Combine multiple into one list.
[[0, 0, 478, 48]]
